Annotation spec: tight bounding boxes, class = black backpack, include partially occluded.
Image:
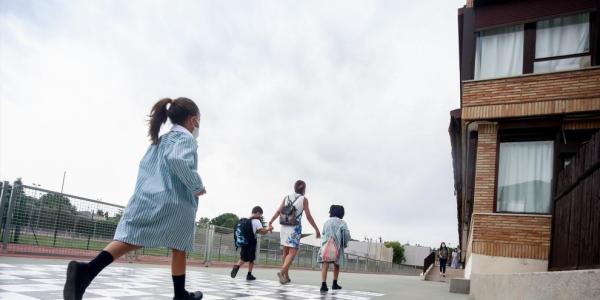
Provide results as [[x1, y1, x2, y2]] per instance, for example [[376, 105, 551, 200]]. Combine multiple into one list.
[[279, 194, 302, 226], [234, 218, 255, 250]]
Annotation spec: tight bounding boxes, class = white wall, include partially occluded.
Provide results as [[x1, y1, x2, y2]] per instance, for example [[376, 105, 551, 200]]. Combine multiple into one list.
[[470, 269, 600, 300], [465, 253, 548, 279], [403, 245, 432, 267], [345, 241, 393, 262]]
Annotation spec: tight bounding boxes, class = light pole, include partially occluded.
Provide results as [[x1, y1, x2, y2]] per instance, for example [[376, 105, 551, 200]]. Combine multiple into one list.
[[60, 171, 66, 193]]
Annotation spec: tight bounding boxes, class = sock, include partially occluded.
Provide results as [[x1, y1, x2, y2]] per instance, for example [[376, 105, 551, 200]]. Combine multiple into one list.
[[88, 251, 114, 279], [172, 274, 187, 298], [248, 272, 252, 275], [333, 280, 338, 285], [321, 282, 327, 286]]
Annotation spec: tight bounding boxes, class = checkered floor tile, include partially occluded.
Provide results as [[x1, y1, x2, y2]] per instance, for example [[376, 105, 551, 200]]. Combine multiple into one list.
[[0, 263, 384, 299]]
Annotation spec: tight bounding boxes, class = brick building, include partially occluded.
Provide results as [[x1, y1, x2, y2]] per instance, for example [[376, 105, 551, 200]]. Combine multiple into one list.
[[449, 0, 600, 278]]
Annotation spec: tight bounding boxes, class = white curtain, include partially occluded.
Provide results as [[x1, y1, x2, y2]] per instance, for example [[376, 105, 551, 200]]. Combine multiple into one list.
[[497, 141, 554, 214], [535, 13, 590, 73], [475, 25, 524, 80]]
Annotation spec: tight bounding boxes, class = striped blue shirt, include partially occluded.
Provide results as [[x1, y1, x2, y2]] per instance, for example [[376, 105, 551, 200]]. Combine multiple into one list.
[[114, 125, 204, 252]]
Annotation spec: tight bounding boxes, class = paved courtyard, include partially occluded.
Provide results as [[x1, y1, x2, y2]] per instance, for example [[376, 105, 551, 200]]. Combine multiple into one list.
[[0, 256, 467, 300]]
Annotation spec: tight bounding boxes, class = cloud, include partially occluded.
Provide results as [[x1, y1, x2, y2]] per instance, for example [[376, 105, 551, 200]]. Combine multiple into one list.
[[0, 0, 464, 247]]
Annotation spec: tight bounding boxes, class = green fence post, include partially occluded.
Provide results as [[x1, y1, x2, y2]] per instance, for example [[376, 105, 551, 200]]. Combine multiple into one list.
[[2, 181, 18, 253], [0, 181, 9, 240]]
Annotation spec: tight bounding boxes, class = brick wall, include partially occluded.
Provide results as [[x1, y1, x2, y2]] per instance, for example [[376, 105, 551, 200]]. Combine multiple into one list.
[[472, 213, 551, 260], [470, 123, 553, 261], [461, 67, 600, 120], [473, 123, 497, 213]]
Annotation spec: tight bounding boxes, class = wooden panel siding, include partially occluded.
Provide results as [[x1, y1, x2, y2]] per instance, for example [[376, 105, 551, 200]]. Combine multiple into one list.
[[473, 0, 597, 30], [564, 120, 600, 130], [549, 130, 600, 271]]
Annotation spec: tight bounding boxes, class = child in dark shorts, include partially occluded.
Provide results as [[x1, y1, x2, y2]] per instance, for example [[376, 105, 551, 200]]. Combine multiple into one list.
[[231, 206, 272, 280]]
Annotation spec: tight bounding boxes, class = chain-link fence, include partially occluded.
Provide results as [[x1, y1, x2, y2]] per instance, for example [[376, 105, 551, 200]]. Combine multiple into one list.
[[0, 181, 420, 275]]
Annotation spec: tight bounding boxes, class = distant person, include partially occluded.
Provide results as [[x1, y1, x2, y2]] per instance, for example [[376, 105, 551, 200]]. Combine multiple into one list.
[[318, 205, 351, 292], [63, 98, 207, 300], [451, 248, 460, 269], [268, 180, 321, 284], [438, 242, 449, 277], [231, 206, 272, 280]]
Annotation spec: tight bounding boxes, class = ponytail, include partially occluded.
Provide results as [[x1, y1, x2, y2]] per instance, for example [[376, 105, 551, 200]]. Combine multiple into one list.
[[148, 98, 173, 144]]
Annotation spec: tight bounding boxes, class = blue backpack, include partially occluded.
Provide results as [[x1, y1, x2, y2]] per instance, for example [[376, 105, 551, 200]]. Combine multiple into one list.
[[234, 218, 254, 250]]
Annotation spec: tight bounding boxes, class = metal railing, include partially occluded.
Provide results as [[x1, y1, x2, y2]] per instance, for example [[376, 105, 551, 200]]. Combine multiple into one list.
[[422, 251, 435, 274], [0, 181, 419, 275]]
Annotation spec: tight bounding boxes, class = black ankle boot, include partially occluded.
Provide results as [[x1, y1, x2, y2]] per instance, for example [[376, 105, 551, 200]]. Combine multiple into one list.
[[320, 282, 329, 292], [173, 291, 203, 300], [63, 261, 92, 300], [332, 280, 342, 290], [246, 272, 256, 281]]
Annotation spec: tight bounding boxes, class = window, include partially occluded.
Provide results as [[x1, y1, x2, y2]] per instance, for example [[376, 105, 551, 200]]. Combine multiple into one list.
[[497, 141, 554, 214], [475, 25, 524, 80], [534, 13, 590, 73]]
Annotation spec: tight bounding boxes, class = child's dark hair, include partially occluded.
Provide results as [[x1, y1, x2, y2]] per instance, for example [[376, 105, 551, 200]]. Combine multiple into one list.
[[252, 206, 263, 214], [294, 180, 306, 195], [148, 97, 200, 144], [329, 205, 345, 219]]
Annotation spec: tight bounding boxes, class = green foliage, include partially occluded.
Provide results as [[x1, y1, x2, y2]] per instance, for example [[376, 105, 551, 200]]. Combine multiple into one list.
[[210, 213, 239, 229], [384, 241, 406, 264]]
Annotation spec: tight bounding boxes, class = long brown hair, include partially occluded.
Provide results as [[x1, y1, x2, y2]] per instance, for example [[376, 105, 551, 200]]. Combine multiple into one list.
[[148, 97, 199, 144]]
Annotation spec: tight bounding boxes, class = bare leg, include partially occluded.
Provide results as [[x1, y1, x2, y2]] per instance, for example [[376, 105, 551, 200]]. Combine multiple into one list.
[[281, 247, 298, 277], [333, 264, 340, 280], [171, 249, 187, 276], [103, 240, 141, 260], [248, 262, 254, 273], [281, 247, 289, 264], [321, 263, 329, 282], [237, 260, 246, 268]]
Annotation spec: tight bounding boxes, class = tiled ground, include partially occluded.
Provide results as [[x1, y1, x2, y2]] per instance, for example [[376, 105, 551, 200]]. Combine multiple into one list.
[[0, 263, 384, 300]]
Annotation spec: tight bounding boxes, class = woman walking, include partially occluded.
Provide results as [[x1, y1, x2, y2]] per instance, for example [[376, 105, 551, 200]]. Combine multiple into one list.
[[438, 242, 449, 277], [63, 97, 207, 300], [268, 180, 321, 284]]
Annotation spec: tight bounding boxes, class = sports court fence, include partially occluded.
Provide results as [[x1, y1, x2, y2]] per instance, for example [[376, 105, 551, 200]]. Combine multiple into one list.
[[0, 181, 420, 275]]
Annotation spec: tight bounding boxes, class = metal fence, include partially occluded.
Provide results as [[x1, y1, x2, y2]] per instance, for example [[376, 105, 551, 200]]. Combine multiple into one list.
[[0, 181, 419, 275]]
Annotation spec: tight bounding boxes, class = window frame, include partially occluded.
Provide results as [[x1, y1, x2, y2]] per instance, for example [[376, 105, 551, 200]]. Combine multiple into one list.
[[494, 128, 558, 215], [523, 12, 593, 74]]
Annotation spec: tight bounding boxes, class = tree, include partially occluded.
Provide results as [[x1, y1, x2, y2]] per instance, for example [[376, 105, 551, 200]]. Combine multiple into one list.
[[10, 178, 36, 243], [384, 241, 406, 264], [198, 217, 210, 226], [210, 213, 239, 229]]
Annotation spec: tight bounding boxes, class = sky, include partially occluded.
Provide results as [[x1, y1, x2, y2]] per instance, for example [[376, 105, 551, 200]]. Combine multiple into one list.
[[0, 0, 465, 248]]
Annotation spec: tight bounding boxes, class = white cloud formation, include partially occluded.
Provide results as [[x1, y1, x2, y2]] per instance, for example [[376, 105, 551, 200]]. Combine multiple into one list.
[[0, 0, 464, 248]]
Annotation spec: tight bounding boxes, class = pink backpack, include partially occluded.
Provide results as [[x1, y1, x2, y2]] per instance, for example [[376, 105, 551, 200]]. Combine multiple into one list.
[[321, 237, 340, 262]]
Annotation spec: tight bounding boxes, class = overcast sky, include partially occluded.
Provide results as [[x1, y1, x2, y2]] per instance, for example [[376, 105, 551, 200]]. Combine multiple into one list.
[[0, 0, 464, 248]]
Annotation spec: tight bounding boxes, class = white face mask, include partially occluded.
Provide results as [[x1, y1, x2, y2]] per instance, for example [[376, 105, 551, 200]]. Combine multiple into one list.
[[192, 115, 200, 139], [192, 126, 199, 139]]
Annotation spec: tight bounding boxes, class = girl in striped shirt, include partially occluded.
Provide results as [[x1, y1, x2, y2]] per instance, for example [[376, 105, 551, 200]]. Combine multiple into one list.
[[64, 97, 206, 300]]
